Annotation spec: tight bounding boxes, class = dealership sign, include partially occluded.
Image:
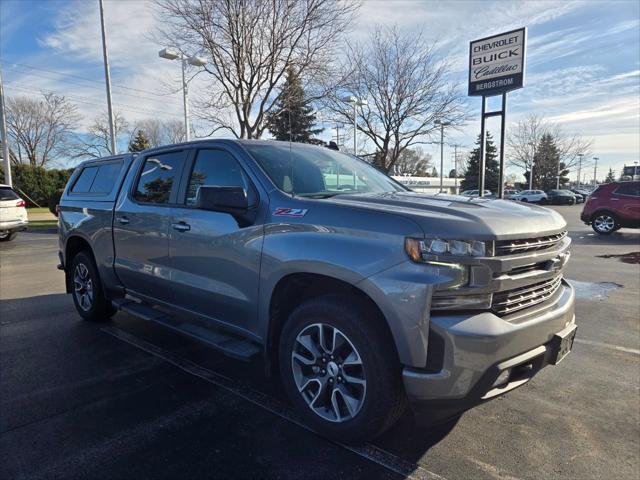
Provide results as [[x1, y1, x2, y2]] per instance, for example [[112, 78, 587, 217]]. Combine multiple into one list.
[[468, 27, 526, 97]]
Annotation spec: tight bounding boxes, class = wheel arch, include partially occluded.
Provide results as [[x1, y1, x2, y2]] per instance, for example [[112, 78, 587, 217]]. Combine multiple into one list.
[[265, 272, 400, 373], [64, 235, 94, 293]]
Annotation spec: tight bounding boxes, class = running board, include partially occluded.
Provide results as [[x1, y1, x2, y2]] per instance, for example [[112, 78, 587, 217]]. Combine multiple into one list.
[[111, 299, 261, 361]]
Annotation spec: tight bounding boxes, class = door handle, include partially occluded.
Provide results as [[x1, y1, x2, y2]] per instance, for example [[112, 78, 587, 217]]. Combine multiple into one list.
[[116, 215, 130, 225], [172, 222, 191, 232]]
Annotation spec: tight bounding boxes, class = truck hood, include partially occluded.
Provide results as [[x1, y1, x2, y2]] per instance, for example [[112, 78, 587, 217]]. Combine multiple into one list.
[[329, 192, 567, 240]]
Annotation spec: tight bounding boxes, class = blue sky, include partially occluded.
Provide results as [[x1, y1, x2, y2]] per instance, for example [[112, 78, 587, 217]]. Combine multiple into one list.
[[1, 0, 639, 180]]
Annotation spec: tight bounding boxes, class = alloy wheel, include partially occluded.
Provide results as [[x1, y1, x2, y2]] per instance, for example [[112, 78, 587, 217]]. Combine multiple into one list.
[[291, 323, 366, 423], [594, 214, 615, 233], [73, 263, 94, 311]]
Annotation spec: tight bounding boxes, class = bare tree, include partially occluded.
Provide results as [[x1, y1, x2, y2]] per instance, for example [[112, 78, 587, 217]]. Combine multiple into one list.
[[155, 0, 358, 138], [507, 113, 593, 176], [131, 118, 186, 147], [324, 27, 466, 173], [5, 92, 81, 166], [74, 111, 129, 159]]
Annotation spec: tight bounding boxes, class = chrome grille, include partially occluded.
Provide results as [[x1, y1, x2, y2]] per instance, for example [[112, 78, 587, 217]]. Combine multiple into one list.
[[492, 275, 563, 316], [495, 231, 567, 256]]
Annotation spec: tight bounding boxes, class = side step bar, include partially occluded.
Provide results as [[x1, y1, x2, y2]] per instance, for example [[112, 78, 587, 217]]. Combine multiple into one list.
[[111, 298, 261, 362]]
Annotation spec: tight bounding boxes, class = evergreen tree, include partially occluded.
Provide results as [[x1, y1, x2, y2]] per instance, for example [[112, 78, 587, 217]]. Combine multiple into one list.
[[128, 129, 151, 152], [461, 132, 500, 191], [266, 67, 323, 144], [530, 133, 567, 190], [605, 168, 615, 183]]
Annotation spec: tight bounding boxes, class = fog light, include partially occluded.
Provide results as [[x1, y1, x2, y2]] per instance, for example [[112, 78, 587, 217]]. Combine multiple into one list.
[[492, 368, 511, 388]]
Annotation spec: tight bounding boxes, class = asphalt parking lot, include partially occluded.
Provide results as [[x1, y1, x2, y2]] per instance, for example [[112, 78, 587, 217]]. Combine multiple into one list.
[[1, 205, 639, 480]]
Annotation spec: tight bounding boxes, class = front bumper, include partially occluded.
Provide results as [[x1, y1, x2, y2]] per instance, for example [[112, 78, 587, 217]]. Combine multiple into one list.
[[0, 219, 28, 233], [403, 279, 576, 424]]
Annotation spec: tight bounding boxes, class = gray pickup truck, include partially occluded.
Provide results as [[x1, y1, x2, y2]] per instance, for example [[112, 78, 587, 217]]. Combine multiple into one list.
[[58, 139, 576, 442]]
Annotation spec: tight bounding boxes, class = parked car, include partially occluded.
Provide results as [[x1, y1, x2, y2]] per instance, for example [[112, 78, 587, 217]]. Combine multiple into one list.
[[0, 184, 28, 242], [543, 190, 577, 205], [515, 190, 547, 203], [570, 189, 590, 203], [58, 140, 576, 442], [504, 189, 520, 200], [581, 181, 640, 234], [461, 189, 492, 197]]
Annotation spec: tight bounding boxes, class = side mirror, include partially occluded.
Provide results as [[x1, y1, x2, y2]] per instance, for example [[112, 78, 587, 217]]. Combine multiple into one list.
[[196, 185, 256, 227]]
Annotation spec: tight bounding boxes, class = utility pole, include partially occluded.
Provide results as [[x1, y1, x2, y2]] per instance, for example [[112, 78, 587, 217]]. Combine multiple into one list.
[[528, 142, 535, 190], [99, 0, 116, 154], [453, 144, 458, 194], [435, 120, 450, 193], [576, 153, 584, 187], [592, 157, 599, 186], [0, 65, 11, 187]]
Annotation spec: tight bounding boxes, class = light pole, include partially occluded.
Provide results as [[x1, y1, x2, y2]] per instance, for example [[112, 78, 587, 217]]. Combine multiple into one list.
[[435, 120, 450, 193], [592, 157, 599, 186], [342, 96, 368, 156], [99, 0, 116, 154], [0, 65, 11, 187], [159, 48, 208, 141], [576, 153, 584, 187]]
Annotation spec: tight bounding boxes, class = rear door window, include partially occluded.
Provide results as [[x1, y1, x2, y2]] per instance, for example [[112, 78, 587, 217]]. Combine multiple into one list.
[[134, 151, 186, 204], [614, 184, 640, 197]]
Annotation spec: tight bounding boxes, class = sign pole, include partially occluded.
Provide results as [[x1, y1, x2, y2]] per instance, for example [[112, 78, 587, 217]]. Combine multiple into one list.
[[478, 97, 487, 197], [498, 92, 507, 199]]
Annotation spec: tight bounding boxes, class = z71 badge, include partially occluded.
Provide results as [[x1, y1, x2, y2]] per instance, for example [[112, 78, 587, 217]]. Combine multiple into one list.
[[273, 207, 308, 218]]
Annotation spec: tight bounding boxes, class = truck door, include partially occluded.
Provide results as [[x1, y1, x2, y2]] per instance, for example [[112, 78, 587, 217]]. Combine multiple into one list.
[[113, 149, 188, 301], [168, 147, 264, 336]]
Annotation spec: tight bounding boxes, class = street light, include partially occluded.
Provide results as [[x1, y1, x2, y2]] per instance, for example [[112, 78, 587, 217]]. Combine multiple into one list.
[[159, 48, 208, 141], [435, 120, 450, 193], [342, 96, 368, 156], [592, 157, 599, 186]]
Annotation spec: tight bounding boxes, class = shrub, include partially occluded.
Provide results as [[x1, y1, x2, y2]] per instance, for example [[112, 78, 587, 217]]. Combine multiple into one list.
[[0, 164, 74, 207], [49, 189, 64, 216]]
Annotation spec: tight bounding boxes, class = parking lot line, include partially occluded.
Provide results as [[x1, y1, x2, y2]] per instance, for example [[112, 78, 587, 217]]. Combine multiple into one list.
[[574, 338, 640, 355], [101, 326, 445, 480]]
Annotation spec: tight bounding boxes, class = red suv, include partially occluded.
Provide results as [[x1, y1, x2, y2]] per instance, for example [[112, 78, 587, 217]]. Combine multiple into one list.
[[581, 181, 640, 234]]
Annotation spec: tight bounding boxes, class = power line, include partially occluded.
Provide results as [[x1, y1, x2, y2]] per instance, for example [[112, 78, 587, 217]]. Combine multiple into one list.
[[5, 61, 172, 97], [5, 83, 184, 119], [5, 64, 181, 105]]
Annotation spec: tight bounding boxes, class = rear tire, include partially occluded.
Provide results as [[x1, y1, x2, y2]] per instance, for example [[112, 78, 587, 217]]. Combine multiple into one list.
[[591, 212, 618, 235], [521, 198, 529, 203], [70, 250, 115, 321], [0, 232, 16, 242], [279, 294, 406, 443]]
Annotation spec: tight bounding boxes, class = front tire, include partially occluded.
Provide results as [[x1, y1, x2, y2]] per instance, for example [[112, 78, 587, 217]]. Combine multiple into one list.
[[279, 294, 406, 443], [70, 251, 115, 321], [592, 212, 618, 235]]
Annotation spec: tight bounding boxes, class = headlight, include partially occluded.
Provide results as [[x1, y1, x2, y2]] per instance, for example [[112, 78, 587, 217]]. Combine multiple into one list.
[[405, 238, 489, 262]]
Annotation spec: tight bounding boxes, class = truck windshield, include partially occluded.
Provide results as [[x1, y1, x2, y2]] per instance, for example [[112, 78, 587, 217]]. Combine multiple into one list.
[[244, 143, 407, 198]]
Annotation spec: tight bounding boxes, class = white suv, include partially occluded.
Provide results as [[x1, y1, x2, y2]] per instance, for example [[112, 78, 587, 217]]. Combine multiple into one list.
[[0, 185, 28, 241], [516, 190, 547, 203]]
